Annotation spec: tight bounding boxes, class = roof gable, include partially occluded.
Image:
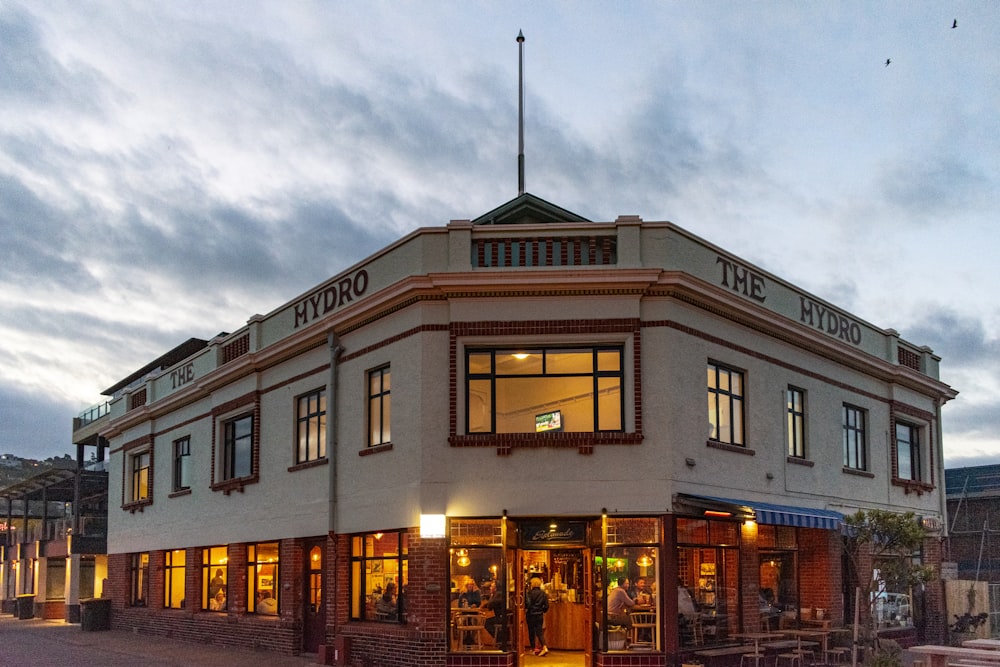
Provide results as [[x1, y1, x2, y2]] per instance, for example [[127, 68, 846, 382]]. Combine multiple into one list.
[[472, 192, 590, 225]]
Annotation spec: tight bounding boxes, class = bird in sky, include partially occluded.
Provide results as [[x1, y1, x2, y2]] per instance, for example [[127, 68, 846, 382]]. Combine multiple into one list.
[[885, 58, 891, 67], [952, 19, 958, 28]]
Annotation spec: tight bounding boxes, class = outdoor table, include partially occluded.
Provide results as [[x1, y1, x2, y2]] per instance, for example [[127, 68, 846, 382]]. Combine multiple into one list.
[[909, 644, 1000, 667], [784, 628, 832, 657], [963, 639, 1000, 650], [733, 632, 785, 655]]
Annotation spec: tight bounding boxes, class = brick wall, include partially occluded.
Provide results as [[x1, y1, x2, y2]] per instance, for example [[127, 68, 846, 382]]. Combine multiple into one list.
[[798, 528, 844, 626]]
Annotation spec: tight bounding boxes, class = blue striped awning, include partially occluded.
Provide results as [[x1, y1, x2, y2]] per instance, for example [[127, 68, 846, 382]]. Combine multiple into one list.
[[702, 496, 844, 530]]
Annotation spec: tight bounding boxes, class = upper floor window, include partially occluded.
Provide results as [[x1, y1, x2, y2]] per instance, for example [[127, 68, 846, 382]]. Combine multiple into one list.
[[173, 437, 190, 492], [786, 387, 806, 458], [130, 552, 149, 607], [368, 366, 391, 447], [203, 546, 228, 612], [895, 421, 921, 481], [297, 389, 327, 463], [164, 549, 186, 609], [843, 404, 867, 470], [223, 414, 253, 480], [130, 450, 150, 502], [466, 346, 623, 434], [247, 542, 280, 615], [707, 362, 744, 445]]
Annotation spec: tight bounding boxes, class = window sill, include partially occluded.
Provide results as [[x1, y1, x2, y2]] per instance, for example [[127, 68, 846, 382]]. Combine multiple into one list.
[[892, 478, 934, 495], [168, 488, 191, 499], [122, 499, 152, 513], [786, 456, 814, 467], [706, 440, 755, 456], [842, 467, 875, 478], [450, 432, 642, 455], [211, 474, 259, 495], [288, 457, 329, 472], [359, 443, 393, 457]]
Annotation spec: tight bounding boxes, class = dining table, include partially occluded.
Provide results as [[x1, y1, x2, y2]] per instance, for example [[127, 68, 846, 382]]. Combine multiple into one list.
[[963, 639, 1000, 650]]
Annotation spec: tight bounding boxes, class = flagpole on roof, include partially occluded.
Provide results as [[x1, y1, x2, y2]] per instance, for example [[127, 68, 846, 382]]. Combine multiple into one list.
[[517, 29, 525, 196]]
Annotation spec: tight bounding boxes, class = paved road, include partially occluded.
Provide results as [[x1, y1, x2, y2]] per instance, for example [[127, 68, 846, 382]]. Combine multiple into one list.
[[0, 615, 319, 666]]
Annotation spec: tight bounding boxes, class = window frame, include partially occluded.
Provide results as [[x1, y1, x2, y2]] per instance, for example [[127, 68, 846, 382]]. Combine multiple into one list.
[[894, 420, 922, 482], [130, 552, 149, 607], [465, 345, 624, 435], [367, 366, 391, 448], [222, 413, 254, 481], [351, 530, 408, 623], [203, 546, 229, 612], [164, 548, 186, 609], [843, 404, 867, 470], [130, 449, 151, 503], [172, 436, 191, 492], [786, 386, 806, 458], [296, 388, 327, 464], [707, 361, 745, 446], [247, 541, 280, 615]]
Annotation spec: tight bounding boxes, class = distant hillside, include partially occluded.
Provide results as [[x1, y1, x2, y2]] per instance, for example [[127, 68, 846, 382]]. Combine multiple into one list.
[[0, 454, 76, 489]]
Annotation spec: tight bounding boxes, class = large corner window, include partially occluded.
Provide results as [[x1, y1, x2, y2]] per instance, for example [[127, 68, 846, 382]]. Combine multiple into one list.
[[786, 387, 806, 458], [130, 552, 149, 607], [895, 421, 922, 481], [165, 549, 186, 609], [708, 362, 744, 445], [297, 389, 327, 463], [203, 546, 228, 611], [223, 414, 253, 480], [130, 450, 151, 502], [248, 542, 280, 615], [351, 530, 408, 623], [676, 518, 740, 647], [466, 346, 623, 434], [173, 437, 190, 492], [843, 404, 867, 470]]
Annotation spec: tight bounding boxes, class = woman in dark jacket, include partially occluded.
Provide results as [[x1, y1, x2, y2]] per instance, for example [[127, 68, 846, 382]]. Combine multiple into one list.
[[524, 576, 549, 656]]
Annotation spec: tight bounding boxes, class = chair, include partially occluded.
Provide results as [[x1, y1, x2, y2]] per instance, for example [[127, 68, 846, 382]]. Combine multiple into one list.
[[775, 652, 802, 667], [741, 650, 768, 667], [455, 610, 485, 651], [630, 611, 656, 650]]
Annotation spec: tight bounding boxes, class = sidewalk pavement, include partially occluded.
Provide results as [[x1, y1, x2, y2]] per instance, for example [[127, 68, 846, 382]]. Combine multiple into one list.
[[0, 614, 320, 666]]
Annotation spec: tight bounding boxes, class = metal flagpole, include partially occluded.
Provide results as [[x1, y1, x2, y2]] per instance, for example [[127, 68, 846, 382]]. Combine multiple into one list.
[[517, 30, 525, 196]]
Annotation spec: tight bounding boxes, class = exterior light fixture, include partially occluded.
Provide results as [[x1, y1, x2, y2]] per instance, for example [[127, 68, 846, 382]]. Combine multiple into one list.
[[420, 514, 446, 538]]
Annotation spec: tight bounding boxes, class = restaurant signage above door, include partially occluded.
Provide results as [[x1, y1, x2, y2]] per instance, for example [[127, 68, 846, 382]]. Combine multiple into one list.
[[519, 520, 588, 547]]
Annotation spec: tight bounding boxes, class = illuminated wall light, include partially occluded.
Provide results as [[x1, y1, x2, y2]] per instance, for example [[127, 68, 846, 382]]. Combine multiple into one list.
[[513, 353, 529, 360], [420, 514, 446, 538]]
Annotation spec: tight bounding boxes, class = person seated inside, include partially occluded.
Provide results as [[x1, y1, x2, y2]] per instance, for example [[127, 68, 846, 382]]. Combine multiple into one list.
[[210, 589, 227, 611], [677, 579, 698, 644], [257, 590, 278, 615], [458, 581, 482, 608], [376, 581, 398, 620], [482, 582, 507, 643], [633, 577, 652, 605], [607, 576, 635, 629]]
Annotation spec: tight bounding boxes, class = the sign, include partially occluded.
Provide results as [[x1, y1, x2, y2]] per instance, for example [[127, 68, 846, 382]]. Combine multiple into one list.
[[519, 520, 587, 546], [940, 562, 958, 580]]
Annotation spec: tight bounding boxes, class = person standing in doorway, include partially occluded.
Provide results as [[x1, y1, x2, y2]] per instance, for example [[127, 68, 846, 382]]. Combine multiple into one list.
[[525, 576, 550, 657]]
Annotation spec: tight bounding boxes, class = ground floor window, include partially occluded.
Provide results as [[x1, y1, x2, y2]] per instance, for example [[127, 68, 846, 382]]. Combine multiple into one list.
[[352, 530, 408, 622], [130, 552, 149, 606], [165, 549, 185, 609], [248, 542, 279, 614], [873, 556, 916, 629], [758, 525, 798, 630], [677, 518, 740, 645], [203, 546, 228, 611], [600, 517, 660, 652], [45, 557, 66, 600]]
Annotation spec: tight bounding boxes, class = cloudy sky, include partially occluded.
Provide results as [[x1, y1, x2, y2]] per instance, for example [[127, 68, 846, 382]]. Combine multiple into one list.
[[1, 2, 997, 468]]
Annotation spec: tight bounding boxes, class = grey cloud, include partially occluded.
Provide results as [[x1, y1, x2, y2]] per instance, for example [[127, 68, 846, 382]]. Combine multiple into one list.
[[0, 382, 75, 459], [0, 172, 101, 291], [901, 308, 1000, 366], [878, 157, 990, 226], [0, 5, 113, 113]]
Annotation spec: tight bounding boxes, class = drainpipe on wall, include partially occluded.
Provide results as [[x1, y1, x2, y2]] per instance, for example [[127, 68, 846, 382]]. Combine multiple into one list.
[[327, 332, 344, 535]]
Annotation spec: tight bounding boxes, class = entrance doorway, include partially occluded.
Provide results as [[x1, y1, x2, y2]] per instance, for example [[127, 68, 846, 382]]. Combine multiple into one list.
[[516, 548, 589, 667], [302, 539, 325, 653]]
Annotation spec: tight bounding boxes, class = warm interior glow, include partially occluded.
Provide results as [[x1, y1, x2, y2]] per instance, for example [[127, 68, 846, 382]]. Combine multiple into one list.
[[512, 353, 529, 359]]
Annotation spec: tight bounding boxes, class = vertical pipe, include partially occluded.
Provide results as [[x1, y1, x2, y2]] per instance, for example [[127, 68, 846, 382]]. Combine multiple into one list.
[[517, 30, 525, 196], [327, 332, 344, 535]]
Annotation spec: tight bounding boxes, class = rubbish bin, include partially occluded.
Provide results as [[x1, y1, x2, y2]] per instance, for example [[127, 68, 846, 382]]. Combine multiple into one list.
[[80, 597, 112, 631], [16, 594, 35, 620]]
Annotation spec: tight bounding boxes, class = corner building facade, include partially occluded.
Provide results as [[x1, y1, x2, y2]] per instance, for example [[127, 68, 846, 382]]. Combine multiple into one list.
[[93, 195, 956, 666]]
